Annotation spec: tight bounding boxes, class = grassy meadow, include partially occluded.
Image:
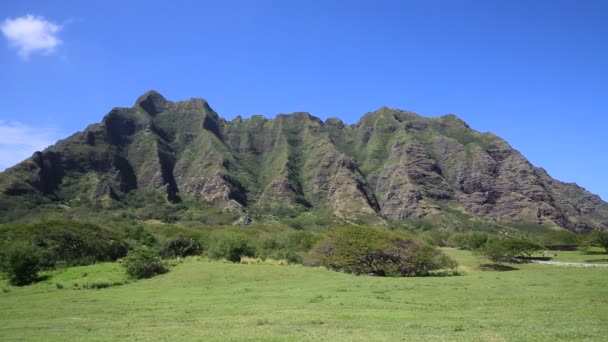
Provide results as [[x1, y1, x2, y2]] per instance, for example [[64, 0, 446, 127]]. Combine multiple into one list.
[[1, 249, 607, 341], [541, 248, 608, 264]]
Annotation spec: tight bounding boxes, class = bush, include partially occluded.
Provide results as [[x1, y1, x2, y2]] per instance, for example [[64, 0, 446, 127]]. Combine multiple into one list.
[[448, 232, 488, 250], [304, 226, 456, 277], [122, 246, 167, 279], [206, 232, 255, 263], [254, 231, 320, 264], [161, 236, 202, 259], [3, 244, 41, 286], [420, 229, 451, 247]]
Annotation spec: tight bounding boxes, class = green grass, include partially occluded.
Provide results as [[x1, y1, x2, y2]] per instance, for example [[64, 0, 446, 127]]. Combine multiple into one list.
[[2, 263, 130, 294], [444, 247, 608, 265], [530, 247, 608, 264], [1, 250, 608, 341]]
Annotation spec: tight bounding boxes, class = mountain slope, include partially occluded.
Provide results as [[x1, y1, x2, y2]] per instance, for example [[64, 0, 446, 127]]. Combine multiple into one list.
[[1, 91, 607, 231]]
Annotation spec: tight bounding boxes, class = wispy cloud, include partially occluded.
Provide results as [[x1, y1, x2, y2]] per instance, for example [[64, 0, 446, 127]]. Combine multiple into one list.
[[0, 121, 59, 171], [1, 14, 62, 60]]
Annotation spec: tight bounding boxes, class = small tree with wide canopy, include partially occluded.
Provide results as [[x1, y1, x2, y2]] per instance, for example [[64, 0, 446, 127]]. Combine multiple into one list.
[[304, 226, 456, 277], [478, 238, 544, 265]]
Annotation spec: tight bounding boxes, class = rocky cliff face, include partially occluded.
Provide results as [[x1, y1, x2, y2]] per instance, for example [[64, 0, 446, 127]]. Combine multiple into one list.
[[1, 91, 607, 231]]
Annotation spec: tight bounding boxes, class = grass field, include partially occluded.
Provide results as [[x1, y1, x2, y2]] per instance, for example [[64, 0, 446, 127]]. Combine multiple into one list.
[[1, 249, 607, 341], [537, 247, 608, 264]]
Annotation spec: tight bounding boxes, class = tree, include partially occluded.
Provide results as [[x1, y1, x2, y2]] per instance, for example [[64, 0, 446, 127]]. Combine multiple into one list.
[[304, 226, 456, 277], [499, 238, 544, 257], [478, 238, 544, 265], [586, 230, 608, 253], [478, 240, 511, 265], [122, 246, 167, 279], [3, 244, 41, 286]]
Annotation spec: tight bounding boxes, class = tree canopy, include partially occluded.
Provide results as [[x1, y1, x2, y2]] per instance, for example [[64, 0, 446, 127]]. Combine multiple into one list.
[[304, 226, 456, 277]]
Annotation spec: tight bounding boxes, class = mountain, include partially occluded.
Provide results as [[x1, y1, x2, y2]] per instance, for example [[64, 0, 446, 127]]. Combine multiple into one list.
[[1, 91, 607, 232]]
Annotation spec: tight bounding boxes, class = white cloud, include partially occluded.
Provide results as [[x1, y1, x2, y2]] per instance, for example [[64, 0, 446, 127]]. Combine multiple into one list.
[[1, 15, 62, 59], [0, 121, 59, 171]]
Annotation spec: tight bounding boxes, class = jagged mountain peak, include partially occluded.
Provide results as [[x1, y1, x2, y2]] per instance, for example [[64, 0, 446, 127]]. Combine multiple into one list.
[[135, 90, 171, 115], [1, 92, 607, 231], [135, 90, 215, 117]]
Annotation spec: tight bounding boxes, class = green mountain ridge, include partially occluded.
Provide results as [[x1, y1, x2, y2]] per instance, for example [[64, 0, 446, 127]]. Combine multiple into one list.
[[1, 91, 607, 231]]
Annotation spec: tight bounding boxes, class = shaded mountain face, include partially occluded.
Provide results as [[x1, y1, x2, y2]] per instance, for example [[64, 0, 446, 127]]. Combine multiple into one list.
[[1, 91, 607, 231]]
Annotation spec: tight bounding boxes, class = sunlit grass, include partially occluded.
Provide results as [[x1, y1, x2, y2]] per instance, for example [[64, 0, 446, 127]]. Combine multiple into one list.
[[1, 250, 607, 341]]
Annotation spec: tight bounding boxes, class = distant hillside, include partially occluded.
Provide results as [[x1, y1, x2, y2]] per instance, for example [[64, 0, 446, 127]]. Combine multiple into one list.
[[1, 91, 607, 231]]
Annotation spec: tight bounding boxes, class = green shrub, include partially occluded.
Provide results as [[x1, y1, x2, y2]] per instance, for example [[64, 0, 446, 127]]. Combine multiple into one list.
[[273, 250, 305, 264], [304, 226, 456, 277], [254, 231, 320, 264], [3, 244, 41, 286], [206, 232, 255, 263], [122, 246, 167, 279], [420, 229, 451, 247], [448, 232, 488, 250], [161, 236, 201, 259]]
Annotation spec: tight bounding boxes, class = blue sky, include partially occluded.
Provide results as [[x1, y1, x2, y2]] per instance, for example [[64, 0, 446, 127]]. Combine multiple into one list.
[[1, 0, 607, 200]]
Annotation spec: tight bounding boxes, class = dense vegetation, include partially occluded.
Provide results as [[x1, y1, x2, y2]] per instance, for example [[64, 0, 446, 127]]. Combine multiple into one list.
[[0, 207, 605, 287], [0, 184, 606, 284], [0, 221, 128, 269]]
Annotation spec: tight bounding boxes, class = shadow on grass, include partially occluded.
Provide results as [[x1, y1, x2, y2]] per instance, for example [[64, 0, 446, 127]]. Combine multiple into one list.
[[428, 269, 465, 277], [38, 274, 51, 282], [515, 257, 553, 262], [584, 259, 608, 263], [581, 250, 607, 256], [478, 264, 518, 271], [10, 274, 51, 287]]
